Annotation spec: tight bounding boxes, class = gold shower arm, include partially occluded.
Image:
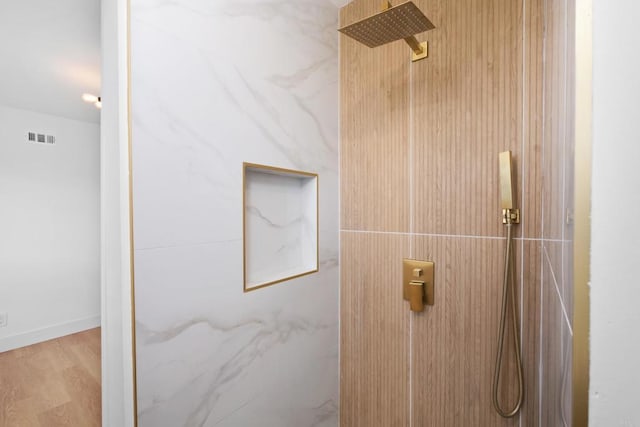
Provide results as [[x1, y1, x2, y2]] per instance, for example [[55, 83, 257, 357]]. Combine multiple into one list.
[[404, 36, 428, 61], [383, 1, 429, 61], [403, 35, 423, 54]]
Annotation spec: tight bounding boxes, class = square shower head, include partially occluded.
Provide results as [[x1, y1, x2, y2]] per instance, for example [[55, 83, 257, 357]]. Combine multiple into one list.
[[338, 1, 435, 48]]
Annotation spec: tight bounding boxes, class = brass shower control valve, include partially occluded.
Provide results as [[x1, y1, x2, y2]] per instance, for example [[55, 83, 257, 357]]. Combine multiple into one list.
[[403, 259, 435, 312], [502, 208, 520, 225]]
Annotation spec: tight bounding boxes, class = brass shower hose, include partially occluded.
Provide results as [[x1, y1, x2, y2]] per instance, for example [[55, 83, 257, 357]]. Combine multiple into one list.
[[492, 223, 525, 417]]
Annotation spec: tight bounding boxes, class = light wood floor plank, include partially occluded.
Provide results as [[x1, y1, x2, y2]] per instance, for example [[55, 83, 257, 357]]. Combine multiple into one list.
[[0, 328, 101, 427]]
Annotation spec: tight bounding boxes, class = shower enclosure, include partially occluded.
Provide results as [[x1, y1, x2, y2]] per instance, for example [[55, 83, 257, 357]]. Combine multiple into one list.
[[340, 0, 576, 425], [126, 0, 580, 425]]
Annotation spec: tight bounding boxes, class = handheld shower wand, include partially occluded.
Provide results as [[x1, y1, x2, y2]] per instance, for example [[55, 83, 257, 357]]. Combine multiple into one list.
[[492, 151, 524, 418]]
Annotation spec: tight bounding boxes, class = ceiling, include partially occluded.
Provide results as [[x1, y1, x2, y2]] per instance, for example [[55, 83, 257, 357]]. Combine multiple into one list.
[[0, 0, 101, 123]]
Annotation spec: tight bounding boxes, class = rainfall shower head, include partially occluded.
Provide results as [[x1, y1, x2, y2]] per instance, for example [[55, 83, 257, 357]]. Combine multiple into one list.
[[338, 1, 435, 62]]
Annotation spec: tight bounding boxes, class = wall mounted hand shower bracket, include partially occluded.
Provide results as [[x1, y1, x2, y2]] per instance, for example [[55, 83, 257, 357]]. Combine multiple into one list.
[[502, 208, 520, 225]]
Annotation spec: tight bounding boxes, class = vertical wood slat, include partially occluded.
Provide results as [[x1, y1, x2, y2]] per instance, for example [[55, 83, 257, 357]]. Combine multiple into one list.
[[523, 0, 545, 239], [521, 240, 543, 426], [340, 232, 410, 427], [542, 0, 569, 241]]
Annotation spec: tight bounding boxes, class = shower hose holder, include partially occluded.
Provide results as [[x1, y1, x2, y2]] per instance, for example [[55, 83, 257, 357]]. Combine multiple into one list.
[[502, 208, 520, 225]]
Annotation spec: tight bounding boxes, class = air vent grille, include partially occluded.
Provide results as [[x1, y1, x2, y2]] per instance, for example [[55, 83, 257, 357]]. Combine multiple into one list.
[[26, 131, 56, 145]]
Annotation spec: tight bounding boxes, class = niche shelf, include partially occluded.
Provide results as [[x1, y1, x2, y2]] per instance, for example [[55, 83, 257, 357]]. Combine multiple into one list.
[[243, 163, 318, 291]]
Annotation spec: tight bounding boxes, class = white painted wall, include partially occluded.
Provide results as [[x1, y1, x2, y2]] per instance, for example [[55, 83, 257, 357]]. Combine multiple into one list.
[[100, 0, 136, 425], [0, 105, 100, 351], [590, 0, 640, 424], [0, 0, 101, 123]]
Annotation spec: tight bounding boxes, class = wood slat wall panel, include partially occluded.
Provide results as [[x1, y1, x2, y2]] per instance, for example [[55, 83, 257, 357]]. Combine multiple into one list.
[[562, 0, 577, 318], [542, 0, 568, 241], [540, 256, 568, 426], [540, 0, 575, 424], [340, 0, 571, 424], [561, 0, 576, 324], [340, 232, 410, 426], [340, 2, 411, 233], [523, 0, 545, 238], [411, 0, 523, 238], [520, 240, 543, 426], [412, 235, 529, 426]]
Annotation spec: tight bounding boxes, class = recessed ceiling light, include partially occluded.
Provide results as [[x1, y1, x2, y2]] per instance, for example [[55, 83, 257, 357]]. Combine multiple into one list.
[[82, 93, 102, 109], [82, 93, 98, 103]]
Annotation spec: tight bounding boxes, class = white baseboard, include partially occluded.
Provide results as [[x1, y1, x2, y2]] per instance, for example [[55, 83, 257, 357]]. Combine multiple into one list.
[[0, 315, 101, 353]]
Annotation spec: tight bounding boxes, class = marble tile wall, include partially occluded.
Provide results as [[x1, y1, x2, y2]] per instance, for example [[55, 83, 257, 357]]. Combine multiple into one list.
[[130, 1, 340, 426]]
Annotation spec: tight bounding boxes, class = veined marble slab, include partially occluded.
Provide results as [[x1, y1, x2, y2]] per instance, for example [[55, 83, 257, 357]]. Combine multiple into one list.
[[130, 0, 340, 426]]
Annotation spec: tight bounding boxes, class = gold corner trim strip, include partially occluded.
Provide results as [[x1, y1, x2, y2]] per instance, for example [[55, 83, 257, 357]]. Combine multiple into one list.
[[126, 0, 139, 424], [573, 0, 592, 425], [244, 269, 320, 293], [242, 162, 320, 293], [243, 162, 319, 178]]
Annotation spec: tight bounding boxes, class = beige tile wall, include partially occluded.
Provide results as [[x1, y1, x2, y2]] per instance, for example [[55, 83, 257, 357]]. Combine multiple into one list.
[[340, 0, 575, 425]]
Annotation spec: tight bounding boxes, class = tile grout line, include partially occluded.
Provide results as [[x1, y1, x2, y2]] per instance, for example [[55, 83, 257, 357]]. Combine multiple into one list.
[[519, 2, 527, 425], [559, 0, 569, 318], [539, 0, 549, 422], [340, 229, 567, 242], [337, 10, 342, 424], [129, 233, 569, 253], [408, 48, 414, 427], [538, 237, 545, 427]]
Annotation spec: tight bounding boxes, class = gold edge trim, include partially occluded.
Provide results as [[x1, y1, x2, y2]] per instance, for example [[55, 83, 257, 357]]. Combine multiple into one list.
[[245, 269, 320, 293], [243, 163, 248, 292], [316, 172, 319, 274], [243, 162, 319, 178], [573, 0, 591, 425], [242, 162, 320, 293], [126, 0, 139, 424]]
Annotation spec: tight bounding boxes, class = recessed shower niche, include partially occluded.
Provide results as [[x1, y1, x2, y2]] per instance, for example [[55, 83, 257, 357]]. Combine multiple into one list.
[[243, 163, 319, 291]]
